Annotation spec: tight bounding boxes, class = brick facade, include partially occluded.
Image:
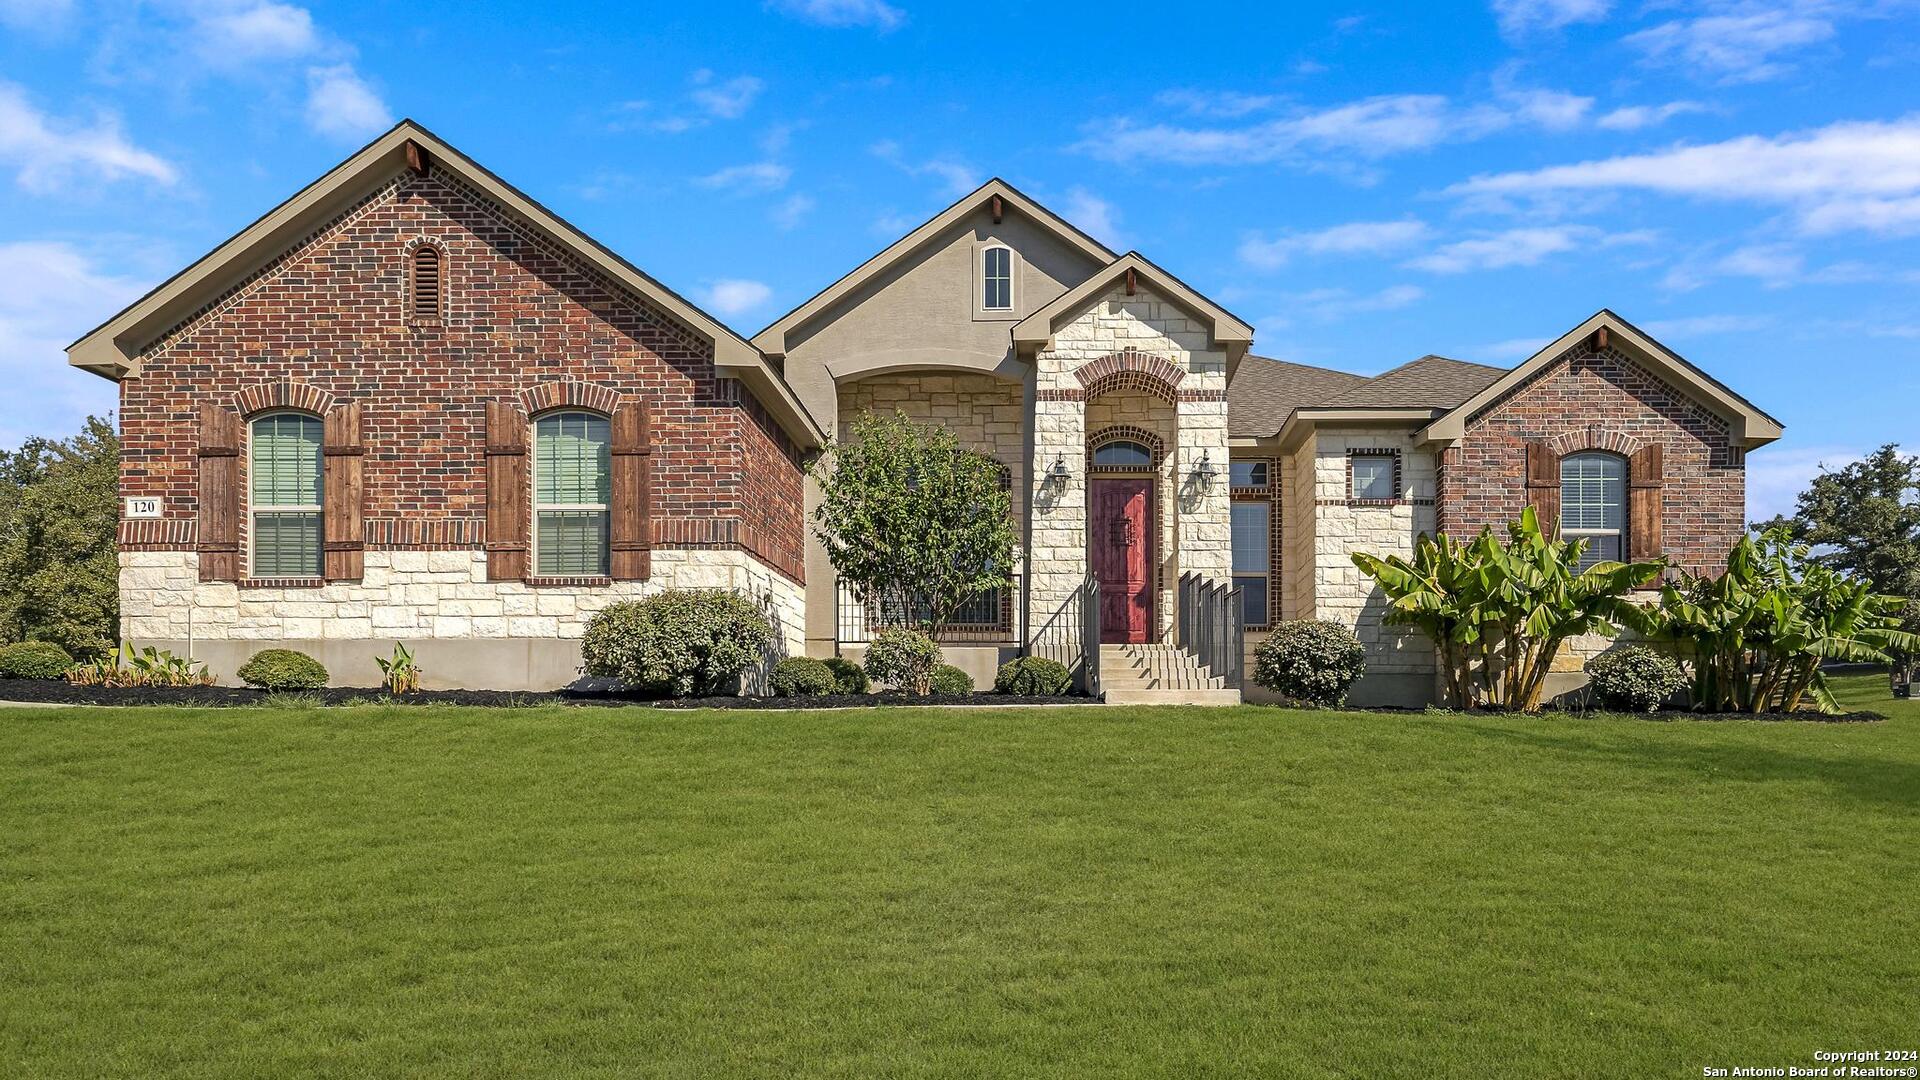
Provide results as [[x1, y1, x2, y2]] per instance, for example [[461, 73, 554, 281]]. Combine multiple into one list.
[[1434, 341, 1745, 575], [117, 166, 805, 582]]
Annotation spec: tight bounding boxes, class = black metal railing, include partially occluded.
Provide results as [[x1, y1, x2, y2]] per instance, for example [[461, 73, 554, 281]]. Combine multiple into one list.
[[1027, 573, 1100, 697], [836, 577, 1017, 645], [1178, 572, 1244, 687]]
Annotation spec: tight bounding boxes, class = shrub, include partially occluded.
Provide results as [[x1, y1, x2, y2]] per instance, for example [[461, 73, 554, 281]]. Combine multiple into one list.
[[770, 656, 838, 697], [822, 656, 869, 695], [0, 641, 74, 680], [70, 644, 214, 688], [580, 589, 772, 698], [1585, 646, 1687, 714], [237, 648, 329, 690], [1253, 620, 1367, 707], [863, 628, 941, 695], [375, 642, 422, 695], [929, 663, 974, 695], [994, 656, 1073, 696]]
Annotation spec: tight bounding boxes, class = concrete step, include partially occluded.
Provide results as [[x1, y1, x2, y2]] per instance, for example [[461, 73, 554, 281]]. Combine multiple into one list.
[[1097, 643, 1229, 691], [1102, 687, 1242, 706]]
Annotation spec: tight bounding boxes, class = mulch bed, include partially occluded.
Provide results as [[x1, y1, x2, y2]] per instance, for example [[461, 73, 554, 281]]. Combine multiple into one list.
[[0, 678, 1088, 709]]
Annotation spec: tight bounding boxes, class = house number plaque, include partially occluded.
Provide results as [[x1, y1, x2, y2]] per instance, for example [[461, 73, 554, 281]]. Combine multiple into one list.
[[123, 497, 163, 519]]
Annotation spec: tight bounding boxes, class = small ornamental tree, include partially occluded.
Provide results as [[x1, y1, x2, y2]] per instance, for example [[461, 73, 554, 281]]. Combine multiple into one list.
[[812, 410, 1017, 639]]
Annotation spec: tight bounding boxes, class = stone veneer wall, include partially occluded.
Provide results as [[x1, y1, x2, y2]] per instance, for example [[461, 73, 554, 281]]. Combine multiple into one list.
[[121, 549, 806, 690], [838, 372, 1028, 495], [1028, 284, 1231, 650], [1281, 445, 1317, 622]]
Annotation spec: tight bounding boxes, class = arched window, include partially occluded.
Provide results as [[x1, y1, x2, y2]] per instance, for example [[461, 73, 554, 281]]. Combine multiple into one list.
[[1092, 440, 1152, 468], [1561, 451, 1627, 570], [981, 245, 1012, 311], [534, 411, 611, 576], [250, 412, 324, 577], [410, 245, 442, 319]]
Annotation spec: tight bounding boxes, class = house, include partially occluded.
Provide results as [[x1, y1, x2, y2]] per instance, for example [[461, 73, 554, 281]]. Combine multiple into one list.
[[70, 121, 1782, 703]]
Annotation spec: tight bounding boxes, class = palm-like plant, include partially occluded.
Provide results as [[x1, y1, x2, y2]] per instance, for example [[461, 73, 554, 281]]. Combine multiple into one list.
[[1354, 508, 1662, 711]]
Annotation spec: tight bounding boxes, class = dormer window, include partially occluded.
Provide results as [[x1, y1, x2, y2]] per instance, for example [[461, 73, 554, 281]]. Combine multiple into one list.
[[981, 245, 1011, 311]]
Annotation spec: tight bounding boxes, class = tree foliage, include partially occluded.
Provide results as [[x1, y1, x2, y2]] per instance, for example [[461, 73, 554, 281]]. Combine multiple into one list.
[[1768, 444, 1920, 602], [811, 410, 1017, 637], [1353, 508, 1662, 711], [0, 416, 120, 658]]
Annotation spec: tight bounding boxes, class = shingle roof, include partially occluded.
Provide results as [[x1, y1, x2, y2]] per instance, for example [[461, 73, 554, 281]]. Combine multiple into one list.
[[1316, 355, 1505, 410], [1228, 355, 1367, 437], [1228, 353, 1505, 437]]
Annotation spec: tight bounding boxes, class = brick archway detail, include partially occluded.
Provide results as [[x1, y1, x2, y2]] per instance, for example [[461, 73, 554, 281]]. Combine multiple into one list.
[[235, 380, 335, 417], [1074, 348, 1184, 403], [1546, 426, 1646, 457], [519, 379, 623, 416], [1086, 424, 1167, 469]]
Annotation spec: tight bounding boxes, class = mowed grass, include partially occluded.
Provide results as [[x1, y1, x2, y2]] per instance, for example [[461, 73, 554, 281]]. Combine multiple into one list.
[[3, 676, 1916, 1079]]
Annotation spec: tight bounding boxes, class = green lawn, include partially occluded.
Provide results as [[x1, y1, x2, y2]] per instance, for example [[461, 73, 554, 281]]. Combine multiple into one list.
[[3, 676, 1916, 1079]]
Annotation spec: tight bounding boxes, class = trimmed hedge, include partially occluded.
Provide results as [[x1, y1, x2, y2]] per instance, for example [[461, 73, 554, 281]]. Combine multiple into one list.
[[822, 656, 869, 694], [994, 656, 1072, 696], [236, 649, 329, 690], [1253, 620, 1367, 707], [581, 590, 772, 698], [1585, 646, 1687, 713], [769, 657, 838, 697], [929, 663, 974, 695], [0, 641, 75, 680], [863, 628, 941, 695]]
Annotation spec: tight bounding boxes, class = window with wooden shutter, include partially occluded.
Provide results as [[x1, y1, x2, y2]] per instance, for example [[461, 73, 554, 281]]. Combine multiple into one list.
[[485, 401, 529, 580], [1561, 452, 1626, 572], [196, 403, 241, 582], [322, 402, 365, 580], [609, 401, 652, 580], [411, 245, 442, 320], [533, 411, 611, 576], [250, 413, 324, 578], [1525, 441, 1561, 535], [1628, 443, 1664, 562]]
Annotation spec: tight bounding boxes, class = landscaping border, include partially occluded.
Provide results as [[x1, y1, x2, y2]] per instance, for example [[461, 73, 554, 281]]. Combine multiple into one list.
[[0, 680, 1089, 709]]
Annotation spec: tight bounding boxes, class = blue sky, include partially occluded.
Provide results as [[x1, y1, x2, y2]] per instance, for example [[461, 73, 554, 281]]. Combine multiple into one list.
[[3, 0, 1917, 519]]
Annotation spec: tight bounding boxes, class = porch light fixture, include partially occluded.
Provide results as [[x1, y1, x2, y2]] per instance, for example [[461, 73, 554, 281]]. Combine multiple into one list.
[[1045, 454, 1072, 490], [1190, 450, 1218, 490]]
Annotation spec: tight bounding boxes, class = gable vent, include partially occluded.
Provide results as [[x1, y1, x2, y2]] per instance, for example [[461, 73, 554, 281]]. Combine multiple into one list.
[[411, 245, 442, 319]]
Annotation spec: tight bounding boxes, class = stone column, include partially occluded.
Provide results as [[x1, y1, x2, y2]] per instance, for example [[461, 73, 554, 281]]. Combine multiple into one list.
[[1027, 393, 1086, 654], [1174, 394, 1232, 586]]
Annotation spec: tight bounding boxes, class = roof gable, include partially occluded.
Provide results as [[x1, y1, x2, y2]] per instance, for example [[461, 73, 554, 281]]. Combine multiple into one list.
[[67, 120, 824, 446], [753, 178, 1115, 356], [1418, 310, 1783, 448], [1009, 251, 1253, 360]]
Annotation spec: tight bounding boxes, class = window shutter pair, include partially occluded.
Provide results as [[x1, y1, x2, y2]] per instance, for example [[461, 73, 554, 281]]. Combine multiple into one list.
[[197, 401, 365, 581], [1525, 439, 1664, 560], [485, 399, 650, 581]]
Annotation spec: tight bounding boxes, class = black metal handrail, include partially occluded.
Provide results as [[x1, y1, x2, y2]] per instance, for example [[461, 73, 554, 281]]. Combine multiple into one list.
[[1026, 573, 1100, 697], [1178, 572, 1244, 687]]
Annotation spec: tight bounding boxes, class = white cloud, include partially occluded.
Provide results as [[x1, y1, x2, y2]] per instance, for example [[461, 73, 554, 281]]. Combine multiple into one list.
[[304, 64, 390, 142], [187, 0, 319, 65], [1062, 187, 1123, 248], [1478, 336, 1553, 361], [1596, 100, 1709, 130], [765, 0, 904, 31], [1490, 0, 1610, 39], [1408, 226, 1594, 273], [1238, 219, 1432, 270], [1077, 94, 1500, 166], [1747, 444, 1863, 522], [689, 71, 764, 119], [1446, 117, 1920, 236], [1627, 6, 1836, 84], [696, 161, 791, 194], [772, 193, 815, 230], [1716, 243, 1805, 284], [0, 241, 144, 446], [700, 278, 773, 317], [870, 141, 979, 197], [1502, 87, 1594, 131], [0, 81, 178, 192], [1154, 88, 1277, 118], [1288, 284, 1425, 320]]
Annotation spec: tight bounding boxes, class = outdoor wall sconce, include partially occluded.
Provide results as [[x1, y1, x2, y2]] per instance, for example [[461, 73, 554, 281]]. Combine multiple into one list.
[[1045, 454, 1072, 491], [1189, 450, 1218, 491]]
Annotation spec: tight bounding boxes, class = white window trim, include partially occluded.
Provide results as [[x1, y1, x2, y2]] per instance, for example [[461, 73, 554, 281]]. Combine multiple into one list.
[[248, 411, 324, 579], [970, 239, 1021, 321], [531, 411, 612, 577], [1230, 498, 1271, 628]]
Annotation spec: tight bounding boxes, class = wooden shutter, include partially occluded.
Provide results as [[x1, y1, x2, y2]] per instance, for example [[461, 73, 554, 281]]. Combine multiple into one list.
[[609, 400, 652, 580], [1525, 441, 1561, 535], [1629, 443, 1664, 561], [322, 402, 365, 580], [196, 403, 242, 582], [485, 401, 529, 580]]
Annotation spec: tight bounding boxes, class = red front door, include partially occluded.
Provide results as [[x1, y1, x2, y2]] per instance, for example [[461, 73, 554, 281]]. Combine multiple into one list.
[[1092, 478, 1153, 643]]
